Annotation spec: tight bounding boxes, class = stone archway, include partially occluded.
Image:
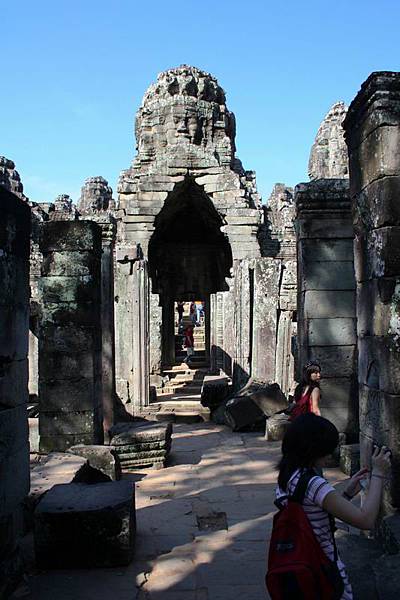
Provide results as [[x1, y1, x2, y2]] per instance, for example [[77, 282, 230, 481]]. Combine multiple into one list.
[[148, 177, 232, 367]]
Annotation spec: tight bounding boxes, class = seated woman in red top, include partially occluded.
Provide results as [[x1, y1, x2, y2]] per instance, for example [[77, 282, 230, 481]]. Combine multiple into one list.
[[290, 362, 321, 420]]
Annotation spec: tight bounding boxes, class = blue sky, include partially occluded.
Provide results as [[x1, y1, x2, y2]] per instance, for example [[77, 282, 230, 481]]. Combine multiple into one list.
[[2, 0, 399, 205]]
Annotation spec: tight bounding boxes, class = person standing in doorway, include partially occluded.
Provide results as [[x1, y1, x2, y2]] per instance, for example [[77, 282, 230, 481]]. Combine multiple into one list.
[[183, 324, 195, 365]]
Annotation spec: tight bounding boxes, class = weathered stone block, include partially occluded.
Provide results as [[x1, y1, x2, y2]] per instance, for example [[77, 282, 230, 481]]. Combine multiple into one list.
[[29, 453, 88, 508], [301, 239, 354, 263], [39, 433, 101, 453], [348, 125, 400, 195], [304, 290, 355, 318], [308, 318, 357, 346], [301, 261, 355, 291], [358, 336, 400, 395], [68, 445, 121, 481], [40, 302, 99, 327], [297, 218, 354, 240], [41, 251, 99, 277], [340, 444, 360, 476], [109, 421, 172, 445], [39, 411, 98, 436], [265, 414, 290, 441], [34, 481, 135, 568], [40, 275, 99, 304], [201, 375, 229, 408], [356, 279, 395, 337], [39, 221, 102, 253], [225, 396, 265, 431], [320, 377, 355, 407], [40, 351, 95, 381], [355, 176, 400, 230], [39, 324, 100, 353], [309, 346, 357, 378], [38, 379, 99, 411]]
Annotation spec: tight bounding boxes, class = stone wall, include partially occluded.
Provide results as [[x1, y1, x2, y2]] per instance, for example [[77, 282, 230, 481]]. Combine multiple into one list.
[[78, 177, 117, 432], [0, 187, 30, 595], [261, 184, 297, 395], [295, 179, 358, 435], [344, 71, 400, 509], [38, 221, 103, 451]]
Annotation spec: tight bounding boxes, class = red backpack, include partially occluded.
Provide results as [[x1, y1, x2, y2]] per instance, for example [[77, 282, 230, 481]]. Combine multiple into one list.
[[266, 470, 344, 600]]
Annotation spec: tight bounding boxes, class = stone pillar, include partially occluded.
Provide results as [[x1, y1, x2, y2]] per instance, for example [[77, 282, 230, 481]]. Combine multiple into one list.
[[132, 260, 150, 411], [39, 221, 103, 451], [252, 258, 281, 381], [161, 297, 175, 366], [0, 187, 30, 595], [344, 72, 400, 509], [232, 260, 251, 389], [275, 310, 294, 395], [295, 179, 358, 436]]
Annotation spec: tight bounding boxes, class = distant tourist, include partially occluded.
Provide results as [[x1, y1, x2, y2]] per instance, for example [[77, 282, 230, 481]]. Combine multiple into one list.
[[189, 301, 197, 326], [267, 413, 392, 600], [289, 362, 321, 420], [195, 300, 203, 325], [183, 325, 194, 364], [176, 301, 185, 323]]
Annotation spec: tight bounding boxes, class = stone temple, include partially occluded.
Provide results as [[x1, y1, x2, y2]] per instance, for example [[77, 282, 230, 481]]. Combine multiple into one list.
[[2, 67, 400, 595]]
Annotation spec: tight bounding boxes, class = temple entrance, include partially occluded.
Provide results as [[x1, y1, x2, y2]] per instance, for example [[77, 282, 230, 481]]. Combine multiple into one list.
[[148, 178, 232, 410]]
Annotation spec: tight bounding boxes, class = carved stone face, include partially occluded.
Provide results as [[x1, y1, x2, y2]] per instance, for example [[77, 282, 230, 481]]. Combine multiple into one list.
[[134, 66, 235, 163]]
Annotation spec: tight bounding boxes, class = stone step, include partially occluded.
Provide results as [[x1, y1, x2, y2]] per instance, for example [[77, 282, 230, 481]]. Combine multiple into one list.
[[138, 402, 210, 424]]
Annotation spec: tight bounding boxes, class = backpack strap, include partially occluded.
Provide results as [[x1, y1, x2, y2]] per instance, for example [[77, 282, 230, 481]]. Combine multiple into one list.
[[289, 468, 316, 504], [290, 468, 339, 563]]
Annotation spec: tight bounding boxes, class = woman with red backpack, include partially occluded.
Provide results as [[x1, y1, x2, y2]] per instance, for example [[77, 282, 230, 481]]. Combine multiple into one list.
[[289, 362, 321, 420], [266, 414, 392, 599]]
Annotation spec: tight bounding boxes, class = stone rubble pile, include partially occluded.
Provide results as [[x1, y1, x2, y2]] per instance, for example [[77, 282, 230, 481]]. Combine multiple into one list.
[[109, 421, 172, 469]]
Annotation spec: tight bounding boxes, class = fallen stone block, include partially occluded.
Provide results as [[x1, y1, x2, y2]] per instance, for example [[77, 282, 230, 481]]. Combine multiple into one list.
[[109, 421, 172, 445], [28, 453, 88, 509], [225, 396, 265, 431], [265, 414, 291, 441], [68, 445, 121, 481], [34, 481, 136, 568], [339, 443, 360, 476], [201, 375, 230, 408], [236, 379, 288, 416], [109, 421, 173, 469]]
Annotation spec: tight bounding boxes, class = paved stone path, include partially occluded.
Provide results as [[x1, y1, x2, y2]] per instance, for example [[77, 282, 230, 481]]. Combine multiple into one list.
[[22, 422, 349, 600]]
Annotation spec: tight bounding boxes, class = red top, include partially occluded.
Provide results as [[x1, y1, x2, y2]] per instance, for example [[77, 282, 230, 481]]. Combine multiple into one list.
[[289, 388, 312, 421]]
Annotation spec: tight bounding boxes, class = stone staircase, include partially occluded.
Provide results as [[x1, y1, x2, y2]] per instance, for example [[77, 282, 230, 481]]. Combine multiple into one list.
[[143, 308, 210, 422]]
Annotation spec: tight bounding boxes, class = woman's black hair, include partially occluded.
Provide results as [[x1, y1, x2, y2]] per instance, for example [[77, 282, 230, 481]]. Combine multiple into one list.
[[293, 361, 321, 403], [277, 413, 339, 490]]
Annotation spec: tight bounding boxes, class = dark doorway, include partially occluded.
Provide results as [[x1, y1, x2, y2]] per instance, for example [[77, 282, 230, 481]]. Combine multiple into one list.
[[148, 177, 232, 369]]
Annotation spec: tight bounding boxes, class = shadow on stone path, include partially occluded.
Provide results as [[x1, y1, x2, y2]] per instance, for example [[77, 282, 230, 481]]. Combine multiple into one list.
[[17, 423, 371, 600]]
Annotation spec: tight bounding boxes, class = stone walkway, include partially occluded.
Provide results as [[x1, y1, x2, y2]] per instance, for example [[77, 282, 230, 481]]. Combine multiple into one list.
[[21, 423, 353, 600]]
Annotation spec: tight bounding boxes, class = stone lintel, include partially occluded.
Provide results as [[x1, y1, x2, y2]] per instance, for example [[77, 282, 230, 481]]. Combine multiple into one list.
[[295, 179, 350, 214]]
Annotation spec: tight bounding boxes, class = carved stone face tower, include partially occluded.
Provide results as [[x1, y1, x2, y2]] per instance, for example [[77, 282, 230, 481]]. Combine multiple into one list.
[[114, 66, 268, 409]]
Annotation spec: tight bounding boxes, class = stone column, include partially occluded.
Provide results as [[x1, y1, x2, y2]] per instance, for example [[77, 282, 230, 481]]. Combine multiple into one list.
[[252, 258, 281, 381], [344, 72, 400, 509], [132, 260, 150, 411], [39, 221, 103, 451], [0, 188, 30, 594], [295, 179, 358, 436], [232, 260, 251, 389], [161, 297, 175, 367]]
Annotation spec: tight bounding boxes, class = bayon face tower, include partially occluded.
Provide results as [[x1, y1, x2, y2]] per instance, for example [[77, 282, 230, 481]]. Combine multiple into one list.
[[114, 65, 283, 408]]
